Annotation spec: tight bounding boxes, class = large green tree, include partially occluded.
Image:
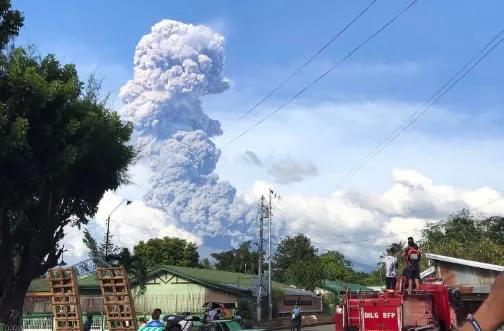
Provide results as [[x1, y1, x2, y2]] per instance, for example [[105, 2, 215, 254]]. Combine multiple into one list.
[[421, 210, 504, 265], [211, 241, 260, 274], [0, 44, 134, 325], [134, 237, 199, 268], [319, 250, 355, 282], [273, 235, 323, 290]]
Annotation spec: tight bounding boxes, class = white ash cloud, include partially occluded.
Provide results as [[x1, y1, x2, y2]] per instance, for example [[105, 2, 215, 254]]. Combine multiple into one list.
[[120, 20, 255, 237]]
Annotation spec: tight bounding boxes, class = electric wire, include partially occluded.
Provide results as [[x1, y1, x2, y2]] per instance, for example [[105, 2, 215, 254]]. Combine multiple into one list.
[[236, 0, 379, 121], [223, 0, 419, 148]]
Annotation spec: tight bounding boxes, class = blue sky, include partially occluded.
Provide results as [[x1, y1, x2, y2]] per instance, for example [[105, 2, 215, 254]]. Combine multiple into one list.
[[13, 1, 504, 268], [13, 0, 504, 111]]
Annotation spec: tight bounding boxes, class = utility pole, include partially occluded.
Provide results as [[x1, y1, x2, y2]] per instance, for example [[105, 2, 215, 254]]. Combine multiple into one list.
[[256, 195, 265, 323], [104, 199, 131, 261], [268, 189, 273, 321], [104, 216, 112, 260]]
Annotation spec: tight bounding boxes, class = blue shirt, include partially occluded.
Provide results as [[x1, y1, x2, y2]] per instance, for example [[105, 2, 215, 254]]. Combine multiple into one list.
[[144, 320, 164, 328]]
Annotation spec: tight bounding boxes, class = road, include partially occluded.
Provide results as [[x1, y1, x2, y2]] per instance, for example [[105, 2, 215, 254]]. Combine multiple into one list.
[[278, 324, 334, 331]]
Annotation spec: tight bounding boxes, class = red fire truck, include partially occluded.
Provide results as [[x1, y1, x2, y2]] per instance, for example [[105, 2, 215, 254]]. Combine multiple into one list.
[[334, 277, 458, 331]]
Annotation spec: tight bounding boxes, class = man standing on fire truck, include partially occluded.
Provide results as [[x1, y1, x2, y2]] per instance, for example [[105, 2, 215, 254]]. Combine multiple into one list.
[[403, 236, 421, 294]]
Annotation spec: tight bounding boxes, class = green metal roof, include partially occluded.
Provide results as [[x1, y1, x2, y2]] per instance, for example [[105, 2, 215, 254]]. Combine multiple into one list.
[[28, 274, 100, 293], [320, 279, 371, 293], [144, 265, 288, 294], [28, 265, 293, 295]]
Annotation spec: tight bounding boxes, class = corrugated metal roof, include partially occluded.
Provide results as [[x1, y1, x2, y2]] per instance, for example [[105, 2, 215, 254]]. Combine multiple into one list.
[[420, 266, 436, 279], [425, 253, 504, 272], [28, 264, 303, 297], [319, 280, 371, 293], [283, 288, 317, 297]]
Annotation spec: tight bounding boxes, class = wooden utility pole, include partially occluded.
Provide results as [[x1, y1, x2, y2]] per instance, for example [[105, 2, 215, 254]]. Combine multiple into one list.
[[48, 267, 83, 331]]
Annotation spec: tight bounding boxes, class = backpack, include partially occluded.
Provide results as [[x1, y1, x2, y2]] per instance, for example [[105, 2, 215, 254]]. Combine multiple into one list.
[[406, 246, 421, 263]]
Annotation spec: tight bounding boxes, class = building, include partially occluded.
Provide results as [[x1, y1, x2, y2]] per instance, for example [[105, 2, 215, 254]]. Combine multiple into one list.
[[24, 264, 322, 323], [422, 253, 504, 317]]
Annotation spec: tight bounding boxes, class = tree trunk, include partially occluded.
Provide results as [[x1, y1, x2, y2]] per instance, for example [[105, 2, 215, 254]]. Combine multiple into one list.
[[0, 276, 31, 329], [0, 234, 57, 329]]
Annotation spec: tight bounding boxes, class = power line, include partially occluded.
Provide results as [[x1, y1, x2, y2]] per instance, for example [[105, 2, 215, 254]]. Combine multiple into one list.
[[223, 0, 419, 147], [337, 27, 504, 186], [236, 0, 378, 121]]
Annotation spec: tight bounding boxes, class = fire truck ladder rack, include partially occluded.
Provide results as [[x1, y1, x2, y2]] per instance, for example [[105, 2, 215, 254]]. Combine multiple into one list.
[[48, 267, 83, 331], [96, 267, 137, 331]]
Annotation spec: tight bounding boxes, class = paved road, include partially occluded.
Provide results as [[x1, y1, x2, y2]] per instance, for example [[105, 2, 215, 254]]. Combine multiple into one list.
[[278, 324, 334, 331]]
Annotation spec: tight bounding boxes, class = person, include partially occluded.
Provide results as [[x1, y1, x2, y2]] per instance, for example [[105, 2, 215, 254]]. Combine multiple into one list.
[[403, 236, 421, 294], [144, 308, 164, 328], [383, 248, 398, 290], [207, 303, 219, 321], [233, 309, 242, 321], [460, 272, 504, 331], [179, 312, 192, 331], [83, 313, 93, 331], [291, 304, 302, 331]]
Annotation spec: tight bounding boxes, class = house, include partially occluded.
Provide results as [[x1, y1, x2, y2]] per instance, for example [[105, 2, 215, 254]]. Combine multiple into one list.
[[423, 253, 504, 317], [24, 264, 322, 318]]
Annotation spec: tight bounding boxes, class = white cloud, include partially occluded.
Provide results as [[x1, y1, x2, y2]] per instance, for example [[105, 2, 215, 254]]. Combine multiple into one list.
[[213, 99, 504, 198], [61, 191, 203, 265], [242, 169, 504, 267]]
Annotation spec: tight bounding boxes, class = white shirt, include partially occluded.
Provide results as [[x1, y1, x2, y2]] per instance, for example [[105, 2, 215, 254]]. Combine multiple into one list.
[[383, 255, 397, 278], [208, 309, 218, 320], [179, 320, 192, 331]]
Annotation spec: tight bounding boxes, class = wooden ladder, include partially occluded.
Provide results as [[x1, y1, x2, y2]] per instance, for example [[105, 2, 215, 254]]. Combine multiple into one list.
[[395, 277, 404, 294], [48, 267, 83, 331], [96, 267, 137, 331]]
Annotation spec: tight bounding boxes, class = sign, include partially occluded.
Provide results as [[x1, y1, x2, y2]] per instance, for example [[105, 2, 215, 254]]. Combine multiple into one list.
[[73, 258, 110, 277], [361, 306, 401, 331]]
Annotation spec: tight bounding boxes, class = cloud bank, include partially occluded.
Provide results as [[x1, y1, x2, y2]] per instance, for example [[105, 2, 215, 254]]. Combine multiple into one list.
[[254, 168, 504, 267]]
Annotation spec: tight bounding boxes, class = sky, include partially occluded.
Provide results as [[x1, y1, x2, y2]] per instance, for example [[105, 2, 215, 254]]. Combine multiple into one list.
[[12, 0, 504, 270]]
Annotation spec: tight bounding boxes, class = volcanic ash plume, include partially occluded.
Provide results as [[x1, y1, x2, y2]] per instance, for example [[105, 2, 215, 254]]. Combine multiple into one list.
[[120, 20, 255, 236]]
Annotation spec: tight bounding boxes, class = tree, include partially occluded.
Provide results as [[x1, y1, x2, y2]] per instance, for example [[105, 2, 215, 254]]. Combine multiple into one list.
[[116, 248, 148, 290], [211, 241, 260, 274], [82, 230, 147, 289], [273, 235, 322, 289], [0, 47, 134, 324], [200, 258, 212, 269], [285, 258, 323, 291], [134, 237, 199, 268], [421, 210, 504, 265], [82, 228, 121, 263], [319, 251, 355, 282], [0, 0, 23, 50]]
